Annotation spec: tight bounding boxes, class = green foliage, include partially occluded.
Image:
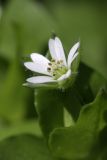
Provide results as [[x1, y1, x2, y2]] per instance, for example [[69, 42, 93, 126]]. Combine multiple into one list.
[[0, 120, 42, 141], [49, 89, 107, 160], [35, 89, 64, 138], [0, 134, 54, 160]]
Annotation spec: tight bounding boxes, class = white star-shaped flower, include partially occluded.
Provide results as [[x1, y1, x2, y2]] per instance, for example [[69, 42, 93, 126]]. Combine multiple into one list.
[[24, 37, 80, 88]]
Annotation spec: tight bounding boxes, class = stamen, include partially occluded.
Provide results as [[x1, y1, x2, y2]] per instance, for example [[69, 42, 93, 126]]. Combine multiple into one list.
[[48, 58, 67, 79], [57, 61, 60, 64], [53, 73, 56, 76], [47, 67, 51, 72], [48, 63, 52, 66]]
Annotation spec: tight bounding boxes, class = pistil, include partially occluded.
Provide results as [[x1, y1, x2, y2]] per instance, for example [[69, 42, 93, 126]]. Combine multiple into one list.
[[47, 59, 67, 80]]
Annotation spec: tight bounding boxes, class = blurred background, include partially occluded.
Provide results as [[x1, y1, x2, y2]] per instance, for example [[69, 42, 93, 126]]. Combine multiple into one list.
[[0, 0, 107, 138]]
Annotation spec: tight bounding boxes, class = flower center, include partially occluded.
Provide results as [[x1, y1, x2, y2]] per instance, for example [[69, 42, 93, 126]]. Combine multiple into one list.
[[47, 59, 67, 80]]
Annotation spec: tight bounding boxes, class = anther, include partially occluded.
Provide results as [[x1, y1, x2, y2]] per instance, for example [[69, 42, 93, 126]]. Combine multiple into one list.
[[53, 73, 56, 76], [47, 67, 51, 71], [48, 63, 52, 66], [57, 61, 60, 64]]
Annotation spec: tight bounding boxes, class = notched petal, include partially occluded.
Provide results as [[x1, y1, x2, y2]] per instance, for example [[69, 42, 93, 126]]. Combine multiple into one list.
[[67, 42, 80, 68], [54, 37, 67, 66], [31, 53, 50, 64], [49, 39, 57, 60]]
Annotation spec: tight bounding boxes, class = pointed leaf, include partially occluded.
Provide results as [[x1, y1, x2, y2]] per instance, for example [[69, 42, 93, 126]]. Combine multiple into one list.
[[49, 89, 107, 159]]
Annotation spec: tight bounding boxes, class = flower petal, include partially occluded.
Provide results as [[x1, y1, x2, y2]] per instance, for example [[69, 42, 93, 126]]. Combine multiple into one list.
[[70, 51, 79, 65], [58, 69, 71, 81], [67, 42, 80, 68], [49, 38, 57, 60], [31, 53, 50, 63], [54, 37, 67, 66], [49, 37, 67, 66], [24, 62, 51, 76], [26, 76, 56, 84]]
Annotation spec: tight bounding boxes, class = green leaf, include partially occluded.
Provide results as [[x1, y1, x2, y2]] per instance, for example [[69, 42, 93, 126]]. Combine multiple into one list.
[[98, 127, 107, 159], [35, 89, 64, 139], [0, 134, 55, 160], [49, 89, 107, 159]]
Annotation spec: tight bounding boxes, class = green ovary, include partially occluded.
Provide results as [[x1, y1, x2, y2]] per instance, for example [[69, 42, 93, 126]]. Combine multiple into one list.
[[53, 67, 67, 79]]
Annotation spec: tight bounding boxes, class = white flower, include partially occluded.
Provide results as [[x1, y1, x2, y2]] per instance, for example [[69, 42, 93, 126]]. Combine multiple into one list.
[[24, 37, 80, 88]]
